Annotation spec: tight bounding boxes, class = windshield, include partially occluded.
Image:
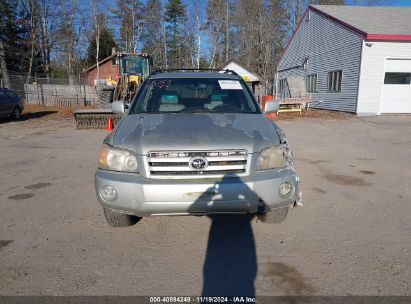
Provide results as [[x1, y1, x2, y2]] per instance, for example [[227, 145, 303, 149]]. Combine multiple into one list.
[[130, 78, 260, 114], [122, 58, 144, 75], [120, 56, 151, 77]]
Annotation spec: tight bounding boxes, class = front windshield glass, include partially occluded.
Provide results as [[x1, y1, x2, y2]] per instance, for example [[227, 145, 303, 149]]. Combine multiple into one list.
[[130, 78, 260, 114], [123, 58, 143, 74]]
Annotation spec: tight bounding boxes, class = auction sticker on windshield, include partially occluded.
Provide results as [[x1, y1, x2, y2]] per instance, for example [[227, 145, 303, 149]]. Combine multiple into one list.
[[218, 80, 242, 90]]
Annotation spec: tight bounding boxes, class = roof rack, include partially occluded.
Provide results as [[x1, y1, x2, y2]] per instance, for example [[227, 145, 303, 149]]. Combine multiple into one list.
[[150, 68, 240, 77]]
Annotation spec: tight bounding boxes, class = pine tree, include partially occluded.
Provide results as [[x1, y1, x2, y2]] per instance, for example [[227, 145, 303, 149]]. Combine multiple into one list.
[[86, 23, 117, 67], [164, 0, 186, 68], [0, 0, 29, 86]]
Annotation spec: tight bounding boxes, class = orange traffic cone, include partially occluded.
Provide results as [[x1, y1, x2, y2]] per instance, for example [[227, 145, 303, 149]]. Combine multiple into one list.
[[265, 112, 277, 120], [105, 117, 113, 131]]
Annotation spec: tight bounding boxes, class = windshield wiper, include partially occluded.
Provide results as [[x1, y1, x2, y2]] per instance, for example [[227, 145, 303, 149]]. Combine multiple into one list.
[[133, 111, 181, 114], [183, 109, 215, 113]]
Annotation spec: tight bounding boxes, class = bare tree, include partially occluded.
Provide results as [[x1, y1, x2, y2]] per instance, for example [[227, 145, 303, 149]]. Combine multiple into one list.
[[230, 0, 288, 79], [7, 0, 392, 85], [185, 1, 206, 69], [91, 0, 103, 80], [39, 0, 61, 80], [56, 0, 83, 84], [40, 0, 50, 79], [142, 0, 167, 68], [206, 0, 227, 68], [293, 0, 304, 31], [22, 0, 61, 81], [21, 0, 39, 82], [111, 0, 145, 52], [163, 19, 168, 68], [195, 9, 206, 69], [0, 40, 10, 88]]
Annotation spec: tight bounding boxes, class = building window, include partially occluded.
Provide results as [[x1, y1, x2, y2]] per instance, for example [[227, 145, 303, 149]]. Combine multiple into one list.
[[278, 78, 287, 95], [306, 74, 317, 93], [384, 72, 411, 85], [327, 70, 342, 92]]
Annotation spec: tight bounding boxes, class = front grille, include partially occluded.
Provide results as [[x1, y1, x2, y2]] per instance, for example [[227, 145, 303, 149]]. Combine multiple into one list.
[[146, 150, 248, 178]]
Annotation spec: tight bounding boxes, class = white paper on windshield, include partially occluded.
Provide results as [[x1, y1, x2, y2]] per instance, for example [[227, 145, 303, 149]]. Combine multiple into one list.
[[218, 80, 242, 90]]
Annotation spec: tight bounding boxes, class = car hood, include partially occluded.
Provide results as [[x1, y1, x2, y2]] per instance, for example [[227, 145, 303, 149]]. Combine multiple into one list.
[[110, 113, 281, 155]]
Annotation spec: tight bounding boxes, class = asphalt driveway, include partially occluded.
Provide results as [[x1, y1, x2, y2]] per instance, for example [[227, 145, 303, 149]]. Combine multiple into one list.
[[0, 114, 410, 297]]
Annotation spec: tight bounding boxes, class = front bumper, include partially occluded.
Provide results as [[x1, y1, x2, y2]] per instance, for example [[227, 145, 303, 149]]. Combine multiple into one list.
[[95, 169, 300, 217]]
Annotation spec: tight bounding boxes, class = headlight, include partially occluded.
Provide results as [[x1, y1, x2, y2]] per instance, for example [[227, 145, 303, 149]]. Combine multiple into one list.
[[256, 146, 284, 170], [279, 182, 294, 197], [282, 143, 294, 169], [257, 144, 294, 171], [98, 145, 138, 172]]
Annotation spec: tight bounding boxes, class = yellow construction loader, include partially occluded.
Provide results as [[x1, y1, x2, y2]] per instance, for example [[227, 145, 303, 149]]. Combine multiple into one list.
[[74, 53, 152, 129]]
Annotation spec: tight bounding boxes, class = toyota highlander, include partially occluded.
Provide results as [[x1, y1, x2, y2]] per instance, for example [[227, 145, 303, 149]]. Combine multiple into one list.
[[95, 70, 301, 227]]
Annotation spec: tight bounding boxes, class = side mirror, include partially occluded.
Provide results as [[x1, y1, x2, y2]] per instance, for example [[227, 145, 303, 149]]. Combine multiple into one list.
[[264, 100, 279, 114], [112, 101, 125, 114]]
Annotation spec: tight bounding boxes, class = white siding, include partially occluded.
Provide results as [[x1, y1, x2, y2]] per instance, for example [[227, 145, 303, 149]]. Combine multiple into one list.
[[357, 41, 411, 115], [223, 62, 259, 82], [277, 9, 363, 112]]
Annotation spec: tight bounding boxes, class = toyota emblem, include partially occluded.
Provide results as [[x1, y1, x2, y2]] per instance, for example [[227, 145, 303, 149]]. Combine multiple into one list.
[[189, 157, 209, 170]]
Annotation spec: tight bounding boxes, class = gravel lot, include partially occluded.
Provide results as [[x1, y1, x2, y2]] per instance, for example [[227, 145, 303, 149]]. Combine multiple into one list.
[[0, 110, 410, 297]]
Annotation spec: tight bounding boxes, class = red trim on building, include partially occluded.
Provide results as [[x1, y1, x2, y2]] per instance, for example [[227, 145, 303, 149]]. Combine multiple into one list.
[[278, 6, 411, 67], [366, 34, 411, 41], [278, 6, 367, 65]]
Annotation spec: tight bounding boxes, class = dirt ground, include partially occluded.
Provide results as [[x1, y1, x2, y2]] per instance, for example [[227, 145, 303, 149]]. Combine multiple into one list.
[[20, 105, 354, 123], [22, 105, 92, 121], [0, 108, 410, 298], [276, 109, 355, 120]]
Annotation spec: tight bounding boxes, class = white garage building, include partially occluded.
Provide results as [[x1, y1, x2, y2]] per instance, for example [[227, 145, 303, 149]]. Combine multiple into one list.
[[277, 5, 411, 115]]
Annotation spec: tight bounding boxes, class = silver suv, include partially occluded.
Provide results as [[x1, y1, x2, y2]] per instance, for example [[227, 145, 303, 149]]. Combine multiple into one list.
[[95, 70, 301, 227]]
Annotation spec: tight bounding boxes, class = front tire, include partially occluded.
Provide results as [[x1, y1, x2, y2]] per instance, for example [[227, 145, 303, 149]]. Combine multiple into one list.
[[103, 208, 142, 227], [12, 106, 22, 120], [257, 207, 289, 224]]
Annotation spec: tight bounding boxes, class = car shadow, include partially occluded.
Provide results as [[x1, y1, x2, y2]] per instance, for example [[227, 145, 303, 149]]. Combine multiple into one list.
[[0, 111, 57, 124], [187, 175, 312, 299], [202, 214, 257, 297], [188, 174, 258, 297]]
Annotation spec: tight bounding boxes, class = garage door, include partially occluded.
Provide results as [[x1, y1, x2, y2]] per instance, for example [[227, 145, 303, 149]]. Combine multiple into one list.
[[381, 58, 411, 113]]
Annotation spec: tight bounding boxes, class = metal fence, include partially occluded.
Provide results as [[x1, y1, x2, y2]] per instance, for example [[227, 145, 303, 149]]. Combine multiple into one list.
[[3, 75, 99, 107]]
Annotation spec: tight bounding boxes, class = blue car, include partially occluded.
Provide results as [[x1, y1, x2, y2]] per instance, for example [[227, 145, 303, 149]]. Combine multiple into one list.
[[0, 88, 24, 119]]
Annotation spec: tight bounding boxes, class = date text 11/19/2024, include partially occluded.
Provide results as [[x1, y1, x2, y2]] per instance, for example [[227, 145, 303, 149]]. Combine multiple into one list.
[[149, 296, 257, 303]]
